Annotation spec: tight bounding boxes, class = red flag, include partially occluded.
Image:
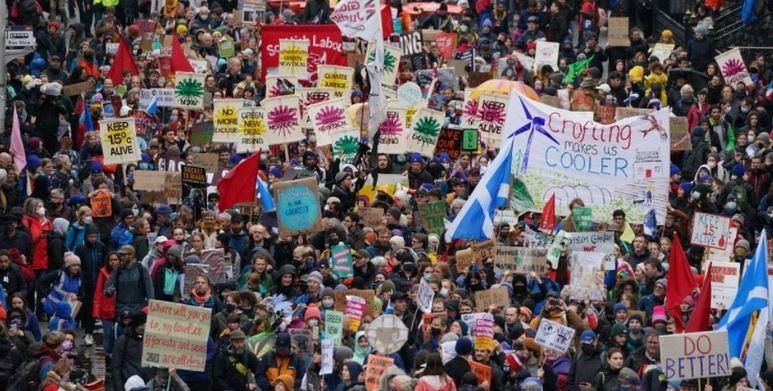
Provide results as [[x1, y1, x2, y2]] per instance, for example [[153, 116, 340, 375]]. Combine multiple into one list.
[[686, 264, 713, 332], [106, 38, 140, 86], [666, 234, 699, 332], [539, 194, 556, 231], [217, 152, 260, 210], [171, 38, 194, 73], [381, 5, 394, 38]]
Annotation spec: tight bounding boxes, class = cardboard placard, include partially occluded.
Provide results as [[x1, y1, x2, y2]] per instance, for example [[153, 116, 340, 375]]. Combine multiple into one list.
[[99, 118, 141, 165], [569, 251, 606, 301], [690, 212, 732, 249], [334, 289, 376, 314], [360, 207, 385, 227], [564, 231, 615, 253], [535, 318, 576, 353], [273, 177, 323, 237], [615, 107, 652, 120], [417, 201, 446, 235], [468, 359, 492, 385], [330, 244, 354, 279], [607, 17, 630, 47], [455, 248, 475, 272], [660, 331, 730, 380], [670, 116, 692, 151], [365, 355, 394, 391], [133, 170, 168, 191], [173, 72, 206, 110], [141, 300, 211, 371], [472, 240, 496, 263], [63, 80, 96, 96], [191, 153, 219, 173], [90, 190, 113, 218], [474, 287, 510, 311], [494, 247, 549, 274]]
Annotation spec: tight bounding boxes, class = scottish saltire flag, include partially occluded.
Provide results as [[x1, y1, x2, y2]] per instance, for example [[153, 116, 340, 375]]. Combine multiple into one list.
[[445, 130, 514, 241], [146, 97, 159, 116], [256, 177, 276, 212], [718, 230, 768, 363]]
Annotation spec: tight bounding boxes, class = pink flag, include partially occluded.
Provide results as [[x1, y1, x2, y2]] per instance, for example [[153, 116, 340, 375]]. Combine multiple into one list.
[[10, 108, 26, 173]]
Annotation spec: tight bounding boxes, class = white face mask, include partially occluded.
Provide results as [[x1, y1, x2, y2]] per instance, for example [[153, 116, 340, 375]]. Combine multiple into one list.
[[439, 287, 449, 297], [707, 161, 717, 169], [36, 206, 46, 216], [83, 216, 93, 225], [308, 319, 319, 327], [323, 298, 335, 308]]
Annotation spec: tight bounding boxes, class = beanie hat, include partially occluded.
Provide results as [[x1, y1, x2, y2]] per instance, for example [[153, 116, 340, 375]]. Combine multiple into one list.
[[729, 366, 748, 386], [64, 252, 81, 268], [26, 155, 41, 171], [90, 160, 104, 173], [229, 329, 246, 340], [307, 271, 323, 286], [735, 239, 751, 251], [304, 305, 321, 321], [176, 24, 189, 35], [610, 323, 628, 337], [692, 126, 705, 138], [628, 66, 644, 82], [651, 306, 667, 323], [732, 163, 746, 177], [456, 337, 473, 356], [680, 182, 693, 193], [321, 287, 335, 299], [670, 164, 681, 176], [613, 303, 628, 314]]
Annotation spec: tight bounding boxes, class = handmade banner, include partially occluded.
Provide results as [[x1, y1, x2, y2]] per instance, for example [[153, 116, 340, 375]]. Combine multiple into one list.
[[332, 130, 361, 165], [417, 200, 446, 235], [507, 90, 671, 224], [651, 43, 675, 63], [563, 231, 615, 252], [535, 318, 576, 353], [237, 107, 267, 153], [366, 42, 402, 87], [417, 283, 435, 314], [320, 339, 334, 375], [263, 95, 305, 145], [378, 102, 408, 154], [325, 310, 344, 344], [181, 165, 207, 200], [331, 244, 354, 279], [173, 72, 206, 110], [334, 289, 376, 314], [434, 127, 462, 159], [360, 207, 385, 227], [455, 248, 474, 272], [670, 116, 692, 151], [534, 41, 559, 71], [316, 65, 354, 97], [660, 331, 731, 380], [214, 99, 252, 143], [607, 17, 630, 46], [278, 39, 310, 79], [434, 32, 456, 59], [569, 252, 606, 301], [142, 300, 212, 371], [494, 247, 549, 274], [260, 25, 346, 81], [615, 107, 652, 120], [407, 108, 445, 157], [274, 177, 323, 237], [64, 80, 96, 97], [472, 240, 496, 263], [716, 48, 752, 85], [468, 360, 492, 385], [690, 212, 732, 249], [474, 287, 509, 311], [308, 98, 348, 146], [365, 355, 394, 391], [298, 87, 335, 128], [708, 261, 740, 309], [475, 93, 509, 145], [265, 75, 298, 98], [345, 295, 367, 331], [99, 118, 141, 165]]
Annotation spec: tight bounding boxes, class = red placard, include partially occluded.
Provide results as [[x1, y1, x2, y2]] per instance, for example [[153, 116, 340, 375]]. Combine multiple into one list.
[[260, 25, 346, 82], [435, 32, 457, 59]]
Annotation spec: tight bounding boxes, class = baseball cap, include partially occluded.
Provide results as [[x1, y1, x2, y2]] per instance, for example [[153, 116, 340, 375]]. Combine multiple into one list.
[[154, 236, 168, 244], [580, 329, 596, 344]]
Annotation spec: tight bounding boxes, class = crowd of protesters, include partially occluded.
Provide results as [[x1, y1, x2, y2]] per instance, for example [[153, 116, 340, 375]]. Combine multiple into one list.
[[1, 0, 773, 390]]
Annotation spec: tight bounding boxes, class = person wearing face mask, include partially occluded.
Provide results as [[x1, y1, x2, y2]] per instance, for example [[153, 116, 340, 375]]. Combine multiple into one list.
[[568, 330, 604, 391], [720, 164, 753, 215], [21, 198, 52, 275]]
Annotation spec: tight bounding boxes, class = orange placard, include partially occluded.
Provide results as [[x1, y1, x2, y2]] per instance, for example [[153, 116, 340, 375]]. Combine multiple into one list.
[[365, 355, 394, 391], [91, 191, 112, 218], [468, 359, 492, 385], [435, 32, 457, 60]]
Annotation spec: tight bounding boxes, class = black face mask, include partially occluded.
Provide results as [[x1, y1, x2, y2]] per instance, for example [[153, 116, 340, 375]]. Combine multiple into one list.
[[581, 344, 595, 355], [431, 327, 443, 336], [225, 303, 236, 313]]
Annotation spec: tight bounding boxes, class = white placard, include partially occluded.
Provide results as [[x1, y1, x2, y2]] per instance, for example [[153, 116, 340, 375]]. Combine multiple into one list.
[[535, 318, 576, 353]]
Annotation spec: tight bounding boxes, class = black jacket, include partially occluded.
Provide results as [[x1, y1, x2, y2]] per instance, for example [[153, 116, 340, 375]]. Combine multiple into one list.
[[568, 348, 605, 391], [0, 264, 27, 298], [75, 239, 107, 288], [444, 355, 471, 386], [213, 346, 259, 391], [46, 231, 66, 273], [681, 135, 710, 180], [112, 329, 154, 391]]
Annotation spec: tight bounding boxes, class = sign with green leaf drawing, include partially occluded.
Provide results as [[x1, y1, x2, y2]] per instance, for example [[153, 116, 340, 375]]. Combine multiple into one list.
[[174, 72, 206, 110], [366, 42, 402, 87], [407, 108, 445, 157], [332, 130, 361, 165]]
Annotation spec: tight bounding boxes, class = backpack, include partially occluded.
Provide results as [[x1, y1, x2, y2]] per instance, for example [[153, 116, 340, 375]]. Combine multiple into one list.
[[9, 356, 49, 391]]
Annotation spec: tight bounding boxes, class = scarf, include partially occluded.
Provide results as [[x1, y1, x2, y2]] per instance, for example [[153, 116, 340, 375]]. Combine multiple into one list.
[[191, 288, 212, 305], [352, 331, 373, 365]]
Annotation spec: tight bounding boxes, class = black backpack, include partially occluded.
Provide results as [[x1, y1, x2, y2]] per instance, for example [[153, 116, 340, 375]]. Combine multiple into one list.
[[9, 356, 49, 391]]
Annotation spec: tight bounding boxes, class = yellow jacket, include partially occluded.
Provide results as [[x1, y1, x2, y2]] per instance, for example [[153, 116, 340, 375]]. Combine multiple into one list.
[[644, 72, 668, 105]]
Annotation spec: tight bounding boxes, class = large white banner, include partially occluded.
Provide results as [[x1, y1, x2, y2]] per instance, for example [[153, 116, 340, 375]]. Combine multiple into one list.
[[506, 90, 670, 224]]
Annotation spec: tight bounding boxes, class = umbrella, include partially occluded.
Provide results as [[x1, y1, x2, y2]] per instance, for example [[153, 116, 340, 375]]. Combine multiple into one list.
[[668, 68, 709, 91], [471, 79, 542, 102], [365, 315, 409, 355]]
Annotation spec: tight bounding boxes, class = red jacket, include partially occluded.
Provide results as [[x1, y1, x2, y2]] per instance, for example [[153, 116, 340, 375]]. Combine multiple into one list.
[[92, 266, 116, 320], [21, 215, 51, 270]]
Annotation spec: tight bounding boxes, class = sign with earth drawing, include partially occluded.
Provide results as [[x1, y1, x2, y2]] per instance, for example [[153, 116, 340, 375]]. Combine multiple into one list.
[[173, 72, 206, 110], [407, 108, 445, 157]]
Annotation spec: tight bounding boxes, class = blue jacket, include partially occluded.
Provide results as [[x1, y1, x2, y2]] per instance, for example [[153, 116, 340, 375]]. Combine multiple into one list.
[[178, 337, 217, 383], [111, 223, 133, 247], [75, 239, 107, 287], [65, 223, 87, 251]]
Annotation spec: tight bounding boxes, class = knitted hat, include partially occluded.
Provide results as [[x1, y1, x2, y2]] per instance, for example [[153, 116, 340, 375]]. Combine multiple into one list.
[[64, 252, 81, 268], [732, 163, 746, 177], [456, 337, 473, 356], [610, 323, 628, 337], [651, 306, 667, 323], [304, 305, 321, 321], [229, 329, 246, 340], [321, 287, 335, 299], [613, 303, 628, 314], [692, 126, 705, 138], [307, 271, 323, 285], [735, 239, 751, 251], [26, 155, 41, 170]]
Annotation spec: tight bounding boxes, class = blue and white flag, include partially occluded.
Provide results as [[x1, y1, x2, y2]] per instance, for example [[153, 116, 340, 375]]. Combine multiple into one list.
[[445, 124, 514, 241], [643, 209, 658, 237], [256, 177, 276, 212], [718, 230, 768, 363], [146, 97, 159, 116]]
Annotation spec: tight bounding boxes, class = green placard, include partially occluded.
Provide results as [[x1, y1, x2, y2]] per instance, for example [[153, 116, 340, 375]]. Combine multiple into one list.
[[572, 206, 593, 232], [417, 200, 446, 235], [462, 129, 478, 150], [330, 244, 353, 279], [218, 39, 235, 58]]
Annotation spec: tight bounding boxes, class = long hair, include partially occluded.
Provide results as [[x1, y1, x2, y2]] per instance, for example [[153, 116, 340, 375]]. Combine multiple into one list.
[[422, 352, 447, 377]]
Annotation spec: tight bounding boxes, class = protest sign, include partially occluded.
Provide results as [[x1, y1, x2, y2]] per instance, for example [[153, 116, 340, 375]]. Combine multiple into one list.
[[63, 80, 96, 97], [346, 295, 367, 331], [474, 287, 510, 311], [508, 91, 670, 224], [399, 31, 423, 56], [564, 231, 615, 252], [189, 59, 209, 74], [434, 32, 456, 59], [213, 99, 247, 143], [378, 103, 408, 154], [90, 190, 113, 218], [614, 106, 652, 120], [102, 103, 114, 118], [535, 41, 559, 71], [133, 170, 167, 191], [335, 289, 376, 314], [417, 200, 446, 235], [325, 310, 344, 344], [417, 283, 435, 314], [472, 240, 496, 263], [462, 129, 478, 151], [218, 38, 235, 58], [366, 315, 409, 355], [289, 329, 313, 355], [651, 43, 675, 63], [708, 261, 740, 309], [361, 207, 385, 226], [265, 75, 298, 98], [569, 252, 606, 301], [278, 39, 310, 79], [191, 153, 219, 173], [475, 315, 494, 338], [274, 177, 322, 237], [181, 165, 207, 200], [308, 98, 348, 146], [99, 118, 141, 165], [468, 360, 492, 385], [173, 72, 206, 109], [366, 42, 402, 87], [199, 249, 229, 284], [142, 300, 211, 371], [316, 65, 354, 97], [397, 82, 423, 107], [365, 355, 394, 391], [320, 339, 334, 375], [572, 206, 594, 231], [670, 116, 692, 151], [660, 331, 731, 380], [189, 121, 214, 146], [237, 107, 267, 153], [495, 247, 549, 274], [455, 248, 475, 272], [261, 25, 346, 81], [691, 212, 731, 249], [596, 104, 616, 124], [264, 95, 304, 145], [707, 226, 738, 264], [6, 27, 34, 48], [607, 17, 630, 46], [407, 108, 444, 157], [535, 318, 576, 353], [434, 127, 462, 159], [331, 244, 354, 279], [475, 93, 509, 145], [716, 48, 752, 85]]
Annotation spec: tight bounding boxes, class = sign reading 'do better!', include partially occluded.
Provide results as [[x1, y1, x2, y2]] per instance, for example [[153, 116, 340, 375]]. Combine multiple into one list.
[[660, 330, 731, 380]]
